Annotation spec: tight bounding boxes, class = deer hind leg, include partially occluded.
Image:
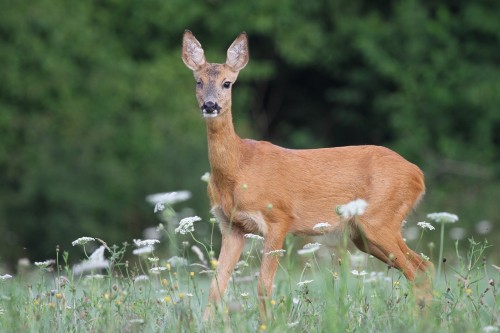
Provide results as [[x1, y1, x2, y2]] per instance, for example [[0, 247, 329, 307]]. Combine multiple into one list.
[[351, 214, 433, 305]]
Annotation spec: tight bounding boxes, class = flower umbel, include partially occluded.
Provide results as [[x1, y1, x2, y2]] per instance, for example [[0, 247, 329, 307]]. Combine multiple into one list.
[[265, 249, 286, 257], [427, 212, 459, 224], [175, 216, 201, 234], [72, 237, 96, 246], [244, 233, 264, 241], [313, 222, 331, 232], [133, 239, 160, 247], [337, 199, 368, 219], [417, 221, 435, 231]]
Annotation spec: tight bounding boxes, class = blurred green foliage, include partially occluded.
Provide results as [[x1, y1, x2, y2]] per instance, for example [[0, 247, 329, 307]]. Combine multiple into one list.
[[0, 0, 499, 265]]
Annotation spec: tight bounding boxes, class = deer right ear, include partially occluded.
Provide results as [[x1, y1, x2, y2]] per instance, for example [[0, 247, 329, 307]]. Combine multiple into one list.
[[182, 30, 206, 71]]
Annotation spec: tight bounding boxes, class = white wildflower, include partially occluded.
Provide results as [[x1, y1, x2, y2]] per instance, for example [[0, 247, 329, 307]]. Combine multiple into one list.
[[146, 191, 192, 212], [148, 257, 159, 263], [0, 274, 13, 280], [201, 172, 210, 183], [420, 253, 430, 261], [244, 233, 264, 241], [287, 321, 299, 328], [338, 199, 368, 219], [297, 243, 320, 255], [351, 270, 368, 276], [150, 267, 167, 274], [427, 212, 459, 224], [240, 292, 249, 298], [175, 216, 201, 235], [313, 222, 331, 232], [417, 221, 435, 231], [71, 237, 96, 246], [134, 239, 160, 247], [133, 275, 150, 283], [34, 260, 55, 268], [483, 326, 499, 333], [85, 274, 105, 280], [73, 246, 109, 275], [297, 280, 314, 287], [167, 256, 189, 267], [449, 227, 466, 240], [265, 249, 286, 257], [133, 246, 154, 256]]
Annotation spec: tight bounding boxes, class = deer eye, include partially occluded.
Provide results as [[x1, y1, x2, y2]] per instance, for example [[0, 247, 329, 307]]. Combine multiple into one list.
[[223, 81, 232, 89], [196, 81, 203, 88]]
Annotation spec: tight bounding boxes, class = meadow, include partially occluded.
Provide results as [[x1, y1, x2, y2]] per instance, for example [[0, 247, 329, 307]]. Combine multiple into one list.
[[0, 190, 498, 333]]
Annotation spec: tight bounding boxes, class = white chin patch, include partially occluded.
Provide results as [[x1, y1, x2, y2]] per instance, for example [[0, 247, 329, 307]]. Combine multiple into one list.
[[202, 110, 220, 118]]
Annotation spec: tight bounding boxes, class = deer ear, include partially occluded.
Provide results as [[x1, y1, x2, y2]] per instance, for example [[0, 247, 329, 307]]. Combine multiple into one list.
[[226, 32, 249, 72], [182, 30, 206, 71]]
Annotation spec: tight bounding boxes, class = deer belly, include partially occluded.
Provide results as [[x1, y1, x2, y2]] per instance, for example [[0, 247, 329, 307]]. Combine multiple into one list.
[[211, 206, 268, 235]]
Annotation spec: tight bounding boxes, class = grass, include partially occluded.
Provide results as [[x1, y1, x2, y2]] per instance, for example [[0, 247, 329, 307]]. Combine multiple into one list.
[[0, 205, 499, 332]]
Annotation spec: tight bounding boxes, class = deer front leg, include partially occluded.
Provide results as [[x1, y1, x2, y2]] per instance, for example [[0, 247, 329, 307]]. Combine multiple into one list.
[[203, 226, 245, 321], [257, 223, 288, 321]]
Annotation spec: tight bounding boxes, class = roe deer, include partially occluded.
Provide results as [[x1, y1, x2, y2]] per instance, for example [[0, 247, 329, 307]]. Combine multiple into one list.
[[181, 30, 433, 320]]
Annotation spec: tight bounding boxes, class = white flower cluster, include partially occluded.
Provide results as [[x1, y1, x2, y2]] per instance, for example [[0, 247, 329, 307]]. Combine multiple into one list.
[[244, 233, 264, 241], [72, 237, 95, 246], [417, 221, 435, 231], [265, 249, 286, 257], [0, 274, 13, 280], [297, 243, 321, 255], [167, 256, 189, 267], [175, 216, 201, 234], [420, 253, 430, 261], [351, 269, 368, 276], [149, 266, 167, 274], [134, 239, 160, 247], [201, 172, 210, 183], [427, 212, 459, 224], [35, 259, 55, 268], [338, 199, 368, 219], [146, 191, 192, 213], [73, 246, 110, 275], [312, 222, 331, 232]]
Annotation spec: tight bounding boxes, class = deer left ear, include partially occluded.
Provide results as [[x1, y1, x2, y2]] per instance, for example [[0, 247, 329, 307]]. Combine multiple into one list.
[[226, 32, 249, 72]]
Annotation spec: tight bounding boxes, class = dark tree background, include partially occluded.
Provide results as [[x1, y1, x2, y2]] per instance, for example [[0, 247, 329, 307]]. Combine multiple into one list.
[[1, 0, 499, 266]]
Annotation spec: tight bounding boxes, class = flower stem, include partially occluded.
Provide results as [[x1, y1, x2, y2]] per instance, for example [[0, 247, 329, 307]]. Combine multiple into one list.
[[437, 222, 445, 282]]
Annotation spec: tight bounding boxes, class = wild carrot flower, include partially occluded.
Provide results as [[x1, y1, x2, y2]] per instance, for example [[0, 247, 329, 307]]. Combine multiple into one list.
[[73, 246, 109, 275], [351, 270, 368, 276], [134, 275, 149, 283], [134, 239, 160, 247], [132, 246, 154, 256], [0, 274, 12, 280], [420, 253, 430, 261], [201, 172, 210, 183], [167, 256, 189, 267], [337, 199, 368, 219], [146, 191, 192, 213], [417, 221, 435, 231], [427, 212, 459, 224], [150, 267, 167, 274], [297, 243, 321, 255], [72, 237, 96, 246], [313, 222, 331, 232], [34, 260, 55, 268], [175, 216, 201, 234], [265, 249, 286, 257], [244, 233, 264, 241]]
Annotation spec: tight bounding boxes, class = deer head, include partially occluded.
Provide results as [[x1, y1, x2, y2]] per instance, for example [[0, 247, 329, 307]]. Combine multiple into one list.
[[182, 30, 249, 119]]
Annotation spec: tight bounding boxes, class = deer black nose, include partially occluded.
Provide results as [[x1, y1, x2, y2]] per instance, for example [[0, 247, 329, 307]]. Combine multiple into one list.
[[202, 101, 219, 113]]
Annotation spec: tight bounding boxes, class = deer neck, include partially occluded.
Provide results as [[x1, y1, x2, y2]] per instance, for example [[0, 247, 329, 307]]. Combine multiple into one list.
[[206, 109, 242, 181]]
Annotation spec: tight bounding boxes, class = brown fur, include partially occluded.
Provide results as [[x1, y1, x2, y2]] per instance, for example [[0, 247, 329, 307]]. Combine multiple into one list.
[[182, 31, 433, 320]]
